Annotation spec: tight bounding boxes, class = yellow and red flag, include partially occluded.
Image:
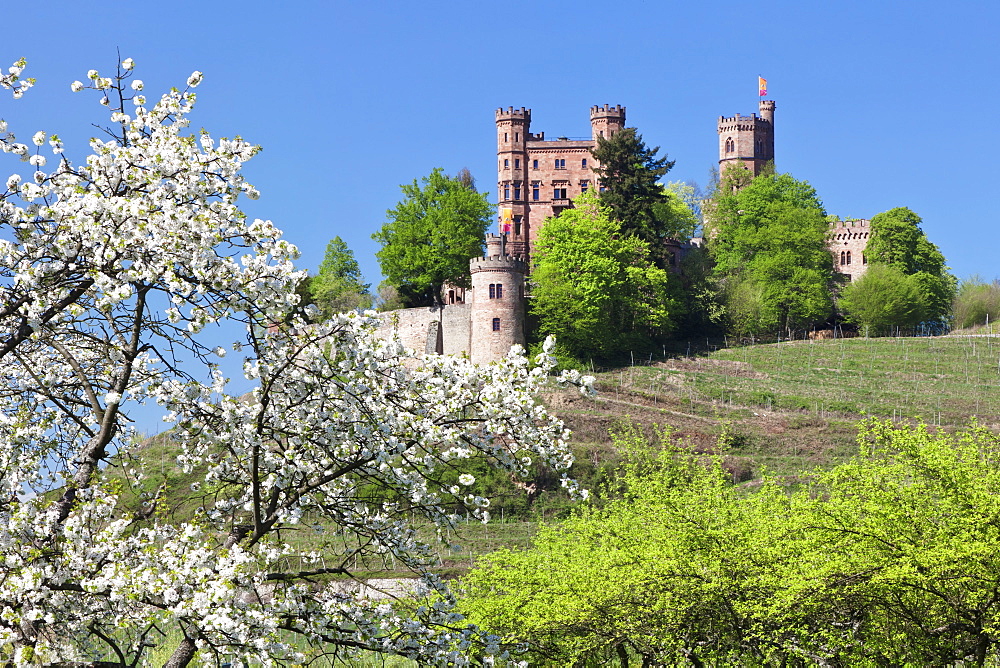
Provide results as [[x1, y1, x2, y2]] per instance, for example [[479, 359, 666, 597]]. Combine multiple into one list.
[[758, 76, 768, 97], [500, 208, 513, 234]]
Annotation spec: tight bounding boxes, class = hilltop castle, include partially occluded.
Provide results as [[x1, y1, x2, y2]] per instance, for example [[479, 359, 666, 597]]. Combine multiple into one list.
[[377, 98, 872, 363]]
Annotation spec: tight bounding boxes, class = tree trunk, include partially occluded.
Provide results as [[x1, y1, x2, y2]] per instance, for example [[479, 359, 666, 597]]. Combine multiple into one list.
[[163, 638, 197, 668]]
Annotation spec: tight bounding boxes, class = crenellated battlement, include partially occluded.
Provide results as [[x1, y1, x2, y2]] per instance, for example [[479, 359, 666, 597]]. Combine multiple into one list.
[[496, 106, 531, 121], [470, 256, 528, 272], [718, 114, 767, 128], [590, 103, 626, 118], [828, 219, 871, 229]]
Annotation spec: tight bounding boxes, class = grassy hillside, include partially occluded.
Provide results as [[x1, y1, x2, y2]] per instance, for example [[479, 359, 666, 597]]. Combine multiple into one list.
[[556, 334, 1000, 478], [118, 335, 1000, 573]]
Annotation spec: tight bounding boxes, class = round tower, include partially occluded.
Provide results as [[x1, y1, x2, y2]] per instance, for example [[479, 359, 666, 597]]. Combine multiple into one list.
[[469, 234, 527, 365], [496, 107, 531, 258], [590, 104, 626, 140]]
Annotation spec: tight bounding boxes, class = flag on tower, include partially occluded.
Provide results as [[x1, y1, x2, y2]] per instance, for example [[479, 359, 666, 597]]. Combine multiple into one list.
[[758, 76, 768, 97]]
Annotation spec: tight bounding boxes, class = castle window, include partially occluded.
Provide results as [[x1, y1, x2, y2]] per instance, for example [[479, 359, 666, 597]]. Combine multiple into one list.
[[492, 318, 501, 332], [840, 251, 846, 266], [513, 182, 521, 201], [582, 158, 588, 168], [725, 137, 735, 153], [554, 158, 566, 169], [846, 251, 852, 266], [504, 159, 509, 168], [553, 187, 567, 200], [448, 289, 455, 304], [862, 253, 867, 265], [532, 183, 540, 201], [489, 284, 503, 299], [580, 180, 589, 193], [515, 133, 519, 142], [504, 133, 508, 142], [514, 158, 520, 169], [503, 184, 510, 200], [532, 159, 538, 169], [514, 215, 522, 235]]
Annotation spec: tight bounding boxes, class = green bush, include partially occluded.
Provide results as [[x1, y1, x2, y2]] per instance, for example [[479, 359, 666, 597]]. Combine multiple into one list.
[[952, 276, 1000, 329]]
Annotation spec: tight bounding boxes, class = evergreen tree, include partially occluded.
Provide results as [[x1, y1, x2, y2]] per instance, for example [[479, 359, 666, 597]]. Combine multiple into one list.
[[301, 236, 372, 320], [591, 128, 676, 265]]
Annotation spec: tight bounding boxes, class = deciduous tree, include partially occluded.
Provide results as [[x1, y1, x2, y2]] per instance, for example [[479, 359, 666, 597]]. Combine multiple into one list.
[[373, 168, 491, 307], [530, 192, 676, 359], [708, 167, 834, 336], [464, 419, 1000, 666], [0, 59, 590, 668], [838, 264, 926, 334], [864, 206, 954, 322]]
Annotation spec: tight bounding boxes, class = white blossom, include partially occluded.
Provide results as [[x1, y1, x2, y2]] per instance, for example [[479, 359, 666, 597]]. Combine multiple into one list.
[[0, 59, 590, 668], [71, 80, 84, 92], [121, 58, 134, 71]]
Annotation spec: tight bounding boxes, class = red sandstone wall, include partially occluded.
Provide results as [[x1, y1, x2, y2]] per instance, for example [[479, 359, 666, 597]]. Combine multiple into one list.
[[829, 219, 871, 280]]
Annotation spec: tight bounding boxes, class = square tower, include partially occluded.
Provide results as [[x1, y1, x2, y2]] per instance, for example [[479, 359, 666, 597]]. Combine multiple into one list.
[[718, 100, 775, 177]]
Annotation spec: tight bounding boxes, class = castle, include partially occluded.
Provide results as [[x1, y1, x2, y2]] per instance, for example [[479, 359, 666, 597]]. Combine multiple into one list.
[[378, 98, 872, 363]]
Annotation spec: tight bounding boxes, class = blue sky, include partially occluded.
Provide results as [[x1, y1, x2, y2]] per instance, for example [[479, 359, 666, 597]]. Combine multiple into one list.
[[4, 0, 998, 288]]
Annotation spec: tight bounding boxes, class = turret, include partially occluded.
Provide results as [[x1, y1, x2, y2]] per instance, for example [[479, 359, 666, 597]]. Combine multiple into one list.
[[469, 234, 527, 364], [590, 104, 626, 140], [496, 107, 531, 260], [759, 99, 775, 125]]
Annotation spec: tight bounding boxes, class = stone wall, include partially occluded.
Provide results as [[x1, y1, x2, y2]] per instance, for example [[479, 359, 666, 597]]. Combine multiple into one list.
[[375, 304, 472, 357]]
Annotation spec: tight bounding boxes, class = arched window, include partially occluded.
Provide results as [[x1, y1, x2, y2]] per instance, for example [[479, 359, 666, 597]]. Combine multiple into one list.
[[448, 289, 455, 304], [846, 251, 852, 266], [725, 137, 734, 153], [840, 251, 846, 266], [492, 317, 501, 331]]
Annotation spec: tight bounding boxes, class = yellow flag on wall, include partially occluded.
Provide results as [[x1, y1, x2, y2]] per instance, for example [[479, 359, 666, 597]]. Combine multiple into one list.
[[500, 208, 513, 234]]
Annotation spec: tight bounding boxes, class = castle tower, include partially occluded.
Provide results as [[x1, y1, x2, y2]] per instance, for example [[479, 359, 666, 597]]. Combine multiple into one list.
[[496, 107, 531, 258], [718, 99, 775, 177], [469, 234, 527, 364], [590, 104, 626, 140]]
